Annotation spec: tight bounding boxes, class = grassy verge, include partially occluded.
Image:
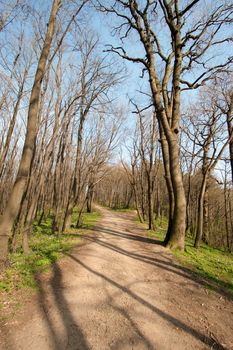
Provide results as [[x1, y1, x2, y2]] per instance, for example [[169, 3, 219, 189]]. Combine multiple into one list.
[[0, 210, 101, 294], [75, 210, 101, 229], [136, 215, 233, 297], [110, 207, 135, 213], [174, 241, 233, 297]]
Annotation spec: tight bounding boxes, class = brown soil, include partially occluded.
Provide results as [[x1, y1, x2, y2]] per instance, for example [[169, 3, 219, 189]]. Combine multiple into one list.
[[0, 207, 233, 350]]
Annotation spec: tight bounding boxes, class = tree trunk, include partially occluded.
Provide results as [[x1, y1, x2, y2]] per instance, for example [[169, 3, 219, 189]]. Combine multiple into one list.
[[186, 171, 192, 234], [166, 135, 186, 250], [76, 198, 87, 228], [62, 202, 73, 231], [38, 210, 44, 226], [158, 122, 175, 245], [147, 175, 155, 230], [132, 184, 144, 223], [0, 81, 25, 179], [194, 174, 207, 248], [226, 96, 233, 185], [202, 186, 209, 244], [22, 227, 30, 254], [147, 47, 185, 249], [86, 185, 94, 213], [0, 0, 61, 263], [155, 180, 161, 219]]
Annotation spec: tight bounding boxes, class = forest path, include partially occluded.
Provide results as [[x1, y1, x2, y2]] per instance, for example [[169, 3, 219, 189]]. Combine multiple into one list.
[[1, 207, 233, 350]]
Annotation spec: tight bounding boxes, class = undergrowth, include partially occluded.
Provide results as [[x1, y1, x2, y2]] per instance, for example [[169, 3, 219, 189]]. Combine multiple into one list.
[[76, 210, 101, 229], [137, 215, 233, 297], [111, 207, 135, 213], [0, 210, 101, 293], [174, 241, 233, 297]]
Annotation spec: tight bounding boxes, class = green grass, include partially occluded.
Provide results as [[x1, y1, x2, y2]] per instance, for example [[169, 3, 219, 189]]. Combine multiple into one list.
[[0, 234, 77, 292], [111, 207, 135, 213], [136, 215, 233, 297], [80, 211, 101, 229], [0, 210, 101, 294], [174, 240, 233, 296], [134, 215, 167, 241]]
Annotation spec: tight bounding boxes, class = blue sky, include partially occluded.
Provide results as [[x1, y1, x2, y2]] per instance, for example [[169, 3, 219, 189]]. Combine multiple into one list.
[[1, 0, 232, 167]]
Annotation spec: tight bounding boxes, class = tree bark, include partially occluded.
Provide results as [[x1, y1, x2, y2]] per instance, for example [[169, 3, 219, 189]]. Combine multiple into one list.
[[147, 177, 155, 230], [145, 20, 186, 250], [226, 99, 233, 184], [0, 78, 26, 178], [87, 185, 94, 213], [158, 121, 175, 245], [0, 0, 61, 263], [165, 136, 186, 250], [194, 174, 208, 248], [202, 186, 209, 244]]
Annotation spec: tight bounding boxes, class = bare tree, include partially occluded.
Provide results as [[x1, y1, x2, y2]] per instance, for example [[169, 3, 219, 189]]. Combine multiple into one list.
[[97, 0, 233, 250], [62, 33, 122, 231], [0, 0, 27, 32], [0, 0, 62, 263], [183, 87, 233, 248], [215, 75, 233, 184]]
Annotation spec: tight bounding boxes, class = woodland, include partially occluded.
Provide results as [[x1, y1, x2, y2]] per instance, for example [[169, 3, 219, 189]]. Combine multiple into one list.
[[0, 0, 232, 265]]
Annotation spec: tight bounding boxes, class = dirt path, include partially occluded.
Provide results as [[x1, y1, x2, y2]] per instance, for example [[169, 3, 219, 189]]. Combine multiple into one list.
[[1, 207, 233, 350]]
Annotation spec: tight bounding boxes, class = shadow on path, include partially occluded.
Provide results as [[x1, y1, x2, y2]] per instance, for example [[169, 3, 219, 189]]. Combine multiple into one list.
[[93, 226, 163, 245], [87, 226, 232, 301], [66, 253, 225, 350], [35, 263, 89, 350]]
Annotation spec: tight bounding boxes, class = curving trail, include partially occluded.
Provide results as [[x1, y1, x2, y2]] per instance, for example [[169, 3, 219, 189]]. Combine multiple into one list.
[[1, 207, 233, 350]]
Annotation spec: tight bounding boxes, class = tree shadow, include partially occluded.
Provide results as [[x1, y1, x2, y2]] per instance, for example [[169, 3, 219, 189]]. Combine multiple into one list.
[[35, 263, 89, 350], [29, 220, 230, 349], [66, 253, 226, 350], [88, 227, 233, 300], [103, 284, 155, 350], [92, 226, 164, 245]]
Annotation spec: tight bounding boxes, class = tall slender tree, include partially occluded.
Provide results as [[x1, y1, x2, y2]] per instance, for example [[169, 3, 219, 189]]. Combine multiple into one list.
[[0, 0, 62, 263], [97, 0, 233, 250]]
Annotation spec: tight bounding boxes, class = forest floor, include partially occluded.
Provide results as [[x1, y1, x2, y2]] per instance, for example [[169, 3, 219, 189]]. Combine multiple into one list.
[[0, 207, 233, 350]]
